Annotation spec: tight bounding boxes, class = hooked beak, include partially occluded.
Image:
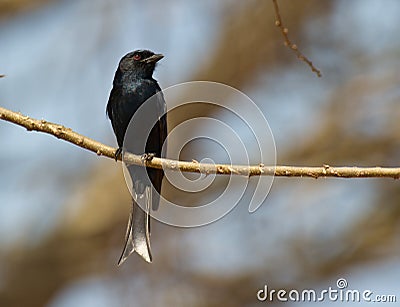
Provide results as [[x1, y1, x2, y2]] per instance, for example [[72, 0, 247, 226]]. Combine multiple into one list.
[[142, 54, 164, 64]]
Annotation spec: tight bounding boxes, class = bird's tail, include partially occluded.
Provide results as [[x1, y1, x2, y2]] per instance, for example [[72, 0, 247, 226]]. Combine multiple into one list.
[[118, 186, 152, 265]]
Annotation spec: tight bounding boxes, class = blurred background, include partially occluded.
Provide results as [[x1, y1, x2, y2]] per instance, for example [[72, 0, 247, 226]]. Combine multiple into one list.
[[1, 0, 400, 306]]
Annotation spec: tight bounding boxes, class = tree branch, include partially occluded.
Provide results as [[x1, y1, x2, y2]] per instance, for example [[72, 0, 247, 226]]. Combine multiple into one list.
[[1, 106, 399, 179], [272, 0, 322, 77]]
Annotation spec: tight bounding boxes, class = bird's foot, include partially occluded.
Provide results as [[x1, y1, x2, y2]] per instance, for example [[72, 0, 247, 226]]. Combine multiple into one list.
[[141, 153, 155, 162], [115, 147, 123, 162]]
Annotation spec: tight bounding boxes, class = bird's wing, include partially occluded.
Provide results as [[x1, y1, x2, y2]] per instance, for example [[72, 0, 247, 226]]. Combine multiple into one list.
[[106, 86, 130, 147], [147, 84, 167, 211]]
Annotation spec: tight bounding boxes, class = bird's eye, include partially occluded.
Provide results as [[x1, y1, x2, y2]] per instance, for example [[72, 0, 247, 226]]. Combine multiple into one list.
[[133, 54, 141, 61]]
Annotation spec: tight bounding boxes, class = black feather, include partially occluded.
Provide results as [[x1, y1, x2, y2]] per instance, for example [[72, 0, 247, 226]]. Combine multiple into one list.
[[106, 50, 166, 264]]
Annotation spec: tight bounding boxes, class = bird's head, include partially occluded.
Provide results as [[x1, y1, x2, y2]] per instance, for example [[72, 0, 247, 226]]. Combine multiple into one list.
[[118, 50, 163, 78]]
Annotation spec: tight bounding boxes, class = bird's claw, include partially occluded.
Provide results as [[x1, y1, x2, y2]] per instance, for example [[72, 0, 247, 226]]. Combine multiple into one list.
[[141, 153, 155, 162], [115, 147, 123, 161]]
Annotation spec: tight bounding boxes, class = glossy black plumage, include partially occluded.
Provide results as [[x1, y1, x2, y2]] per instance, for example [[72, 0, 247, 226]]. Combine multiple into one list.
[[106, 50, 166, 264]]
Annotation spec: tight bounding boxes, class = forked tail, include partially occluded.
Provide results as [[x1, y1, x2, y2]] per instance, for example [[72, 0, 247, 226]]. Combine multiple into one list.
[[118, 186, 152, 264]]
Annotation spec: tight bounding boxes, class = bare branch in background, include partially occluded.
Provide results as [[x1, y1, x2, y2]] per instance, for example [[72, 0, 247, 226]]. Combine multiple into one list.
[[272, 0, 322, 77], [1, 106, 399, 179]]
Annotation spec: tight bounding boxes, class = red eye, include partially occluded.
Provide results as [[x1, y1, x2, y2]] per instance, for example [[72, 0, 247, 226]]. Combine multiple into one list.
[[133, 54, 141, 61]]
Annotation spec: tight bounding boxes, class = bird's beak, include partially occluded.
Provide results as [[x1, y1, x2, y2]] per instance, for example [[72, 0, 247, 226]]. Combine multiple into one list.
[[143, 54, 164, 64]]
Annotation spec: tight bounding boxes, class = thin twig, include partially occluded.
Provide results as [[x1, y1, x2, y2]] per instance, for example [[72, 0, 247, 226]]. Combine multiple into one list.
[[1, 106, 399, 179], [272, 0, 322, 77]]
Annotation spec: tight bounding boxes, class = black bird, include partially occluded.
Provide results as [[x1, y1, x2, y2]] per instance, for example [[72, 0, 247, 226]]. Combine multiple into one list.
[[106, 50, 167, 264]]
